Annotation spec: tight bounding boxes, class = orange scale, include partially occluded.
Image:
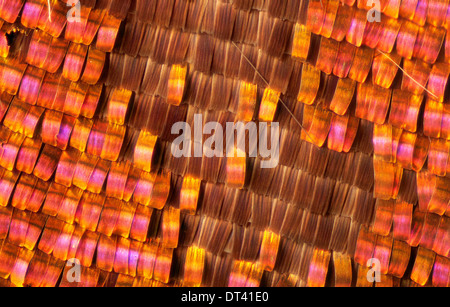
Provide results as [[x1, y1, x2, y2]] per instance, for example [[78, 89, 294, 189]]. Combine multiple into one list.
[[100, 123, 126, 162], [423, 98, 444, 138], [409, 210, 426, 247], [62, 43, 88, 82], [342, 115, 360, 153], [432, 217, 450, 256], [80, 83, 102, 119], [372, 199, 394, 236], [428, 138, 450, 176], [362, 20, 383, 49], [180, 176, 201, 215], [0, 57, 27, 95], [373, 123, 398, 162], [372, 235, 394, 274], [96, 14, 121, 53], [37, 0, 68, 37], [16, 137, 42, 175], [307, 248, 331, 287], [55, 114, 76, 151], [42, 36, 69, 74], [0, 31, 8, 58], [304, 106, 332, 147], [0, 0, 24, 23], [412, 135, 430, 172], [258, 88, 280, 122], [96, 234, 117, 272], [333, 41, 356, 78], [426, 0, 450, 27], [64, 5, 91, 43], [11, 173, 37, 211], [183, 246, 205, 287], [0, 241, 20, 279], [321, 0, 340, 37], [25, 30, 52, 69], [331, 4, 355, 42], [97, 198, 122, 237], [33, 144, 62, 182], [328, 113, 350, 153], [25, 213, 47, 248], [347, 46, 373, 83], [372, 51, 401, 88], [72, 152, 98, 191], [306, 0, 327, 35], [128, 240, 143, 278], [396, 130, 417, 169], [52, 221, 75, 261], [346, 8, 367, 47], [123, 167, 141, 202], [354, 226, 376, 266], [153, 245, 173, 284], [226, 147, 246, 189], [396, 21, 419, 59], [21, 0, 46, 29], [75, 230, 99, 268], [446, 29, 450, 63], [82, 8, 107, 46], [373, 160, 403, 200], [38, 217, 65, 254], [427, 63, 450, 102], [148, 171, 171, 210], [420, 213, 441, 250], [228, 260, 253, 287], [383, 0, 402, 18], [106, 160, 132, 200], [0, 132, 25, 171], [41, 182, 66, 217], [356, 82, 391, 124], [333, 252, 352, 287], [376, 17, 402, 53], [329, 78, 356, 115], [389, 90, 423, 132], [0, 206, 12, 239], [21, 105, 45, 139], [432, 255, 450, 287], [413, 25, 446, 64], [316, 37, 339, 75], [428, 176, 450, 215], [130, 205, 153, 243], [74, 192, 105, 232], [54, 147, 81, 187], [291, 23, 311, 61], [8, 209, 31, 248], [0, 169, 20, 207], [113, 202, 137, 239], [161, 206, 180, 249], [86, 158, 110, 194], [105, 88, 133, 125], [412, 0, 428, 26], [10, 247, 35, 286], [56, 186, 83, 225], [236, 81, 257, 121], [259, 230, 280, 272], [41, 110, 63, 146], [3, 98, 31, 133], [411, 247, 436, 286], [66, 226, 85, 261], [393, 200, 413, 241], [86, 119, 108, 157], [70, 118, 94, 153], [81, 47, 106, 85], [297, 63, 321, 105], [401, 59, 431, 95], [63, 81, 89, 117], [388, 240, 411, 278], [18, 65, 46, 105], [137, 242, 159, 279], [36, 73, 60, 109]]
